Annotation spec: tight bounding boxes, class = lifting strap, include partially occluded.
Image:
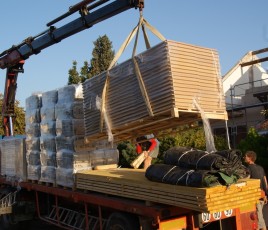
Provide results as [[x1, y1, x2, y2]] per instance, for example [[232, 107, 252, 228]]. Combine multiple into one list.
[[100, 12, 166, 142]]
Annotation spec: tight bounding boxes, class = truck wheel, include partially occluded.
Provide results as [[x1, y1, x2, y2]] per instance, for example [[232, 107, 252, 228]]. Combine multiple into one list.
[[106, 212, 140, 230]]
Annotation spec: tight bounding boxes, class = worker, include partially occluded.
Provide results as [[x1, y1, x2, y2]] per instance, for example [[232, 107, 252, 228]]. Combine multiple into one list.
[[136, 134, 159, 170], [244, 150, 268, 230]]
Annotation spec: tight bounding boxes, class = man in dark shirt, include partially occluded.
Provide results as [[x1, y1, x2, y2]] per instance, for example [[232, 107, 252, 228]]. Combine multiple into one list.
[[244, 150, 267, 230]]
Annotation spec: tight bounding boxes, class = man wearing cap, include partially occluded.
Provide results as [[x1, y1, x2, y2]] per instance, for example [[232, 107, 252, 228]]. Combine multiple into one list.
[[136, 134, 159, 170]]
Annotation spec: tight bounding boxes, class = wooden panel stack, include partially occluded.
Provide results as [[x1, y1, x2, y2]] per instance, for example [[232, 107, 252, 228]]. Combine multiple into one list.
[[76, 168, 261, 213], [82, 40, 227, 142]]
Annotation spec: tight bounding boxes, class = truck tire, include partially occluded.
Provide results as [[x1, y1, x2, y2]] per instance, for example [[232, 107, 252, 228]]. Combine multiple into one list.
[[106, 212, 140, 230]]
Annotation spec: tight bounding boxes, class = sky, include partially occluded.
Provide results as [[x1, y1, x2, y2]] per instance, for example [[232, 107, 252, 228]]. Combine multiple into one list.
[[0, 0, 268, 108]]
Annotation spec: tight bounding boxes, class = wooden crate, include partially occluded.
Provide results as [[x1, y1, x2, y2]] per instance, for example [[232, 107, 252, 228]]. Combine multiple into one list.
[[83, 40, 227, 142], [76, 168, 260, 213]]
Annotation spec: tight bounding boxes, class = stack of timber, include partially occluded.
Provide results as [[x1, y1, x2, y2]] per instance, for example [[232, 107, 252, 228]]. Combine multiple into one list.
[[83, 40, 227, 142], [76, 168, 261, 213]]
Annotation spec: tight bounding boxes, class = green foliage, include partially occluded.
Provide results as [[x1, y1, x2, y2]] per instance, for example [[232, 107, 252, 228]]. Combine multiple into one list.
[[68, 61, 81, 85], [80, 61, 90, 82], [117, 127, 229, 168], [214, 135, 229, 150], [117, 141, 137, 168], [237, 127, 262, 153], [88, 35, 115, 78], [14, 100, 26, 135], [68, 35, 114, 84], [237, 127, 268, 169], [0, 94, 25, 136], [174, 127, 207, 150], [156, 136, 177, 163]]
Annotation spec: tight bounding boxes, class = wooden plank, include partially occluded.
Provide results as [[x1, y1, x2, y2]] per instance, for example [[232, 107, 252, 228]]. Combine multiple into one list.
[[94, 164, 118, 170], [84, 107, 227, 143], [77, 177, 260, 205], [76, 175, 260, 213], [82, 40, 227, 142], [77, 175, 260, 202], [0, 206, 12, 215], [76, 168, 260, 196]]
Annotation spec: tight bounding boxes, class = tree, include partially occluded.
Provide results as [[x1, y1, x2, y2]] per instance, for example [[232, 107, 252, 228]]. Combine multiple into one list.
[[88, 35, 115, 78], [68, 35, 115, 84], [13, 100, 25, 135], [237, 127, 268, 170], [68, 61, 81, 85], [0, 94, 25, 136]]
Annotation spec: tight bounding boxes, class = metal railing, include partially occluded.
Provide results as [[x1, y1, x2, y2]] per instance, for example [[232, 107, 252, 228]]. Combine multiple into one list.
[[0, 191, 18, 215]]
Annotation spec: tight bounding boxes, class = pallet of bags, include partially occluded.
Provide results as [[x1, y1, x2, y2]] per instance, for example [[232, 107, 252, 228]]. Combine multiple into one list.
[[25, 93, 42, 181], [55, 84, 84, 188], [39, 89, 58, 185], [0, 136, 27, 181]]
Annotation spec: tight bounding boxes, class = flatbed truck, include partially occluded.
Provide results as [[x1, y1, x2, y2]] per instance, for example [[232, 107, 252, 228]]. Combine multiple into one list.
[[0, 1, 259, 229], [0, 174, 258, 230]]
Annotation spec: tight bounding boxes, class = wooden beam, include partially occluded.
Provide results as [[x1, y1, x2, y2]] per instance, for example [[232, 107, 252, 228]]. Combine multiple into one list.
[[252, 47, 268, 55], [241, 56, 268, 67]]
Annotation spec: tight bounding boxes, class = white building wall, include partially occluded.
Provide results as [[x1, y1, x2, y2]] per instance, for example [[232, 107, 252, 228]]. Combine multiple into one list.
[[212, 52, 268, 146], [223, 63, 268, 107]]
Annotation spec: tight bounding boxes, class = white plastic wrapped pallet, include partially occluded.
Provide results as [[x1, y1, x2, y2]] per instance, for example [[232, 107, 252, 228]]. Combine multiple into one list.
[[55, 136, 75, 151], [40, 136, 56, 152], [39, 89, 58, 184], [25, 94, 42, 181], [40, 150, 56, 166], [25, 123, 41, 138], [26, 150, 41, 165], [89, 148, 119, 168], [0, 137, 27, 181], [25, 108, 41, 124], [73, 151, 91, 172], [41, 89, 58, 106], [55, 102, 84, 120], [25, 93, 42, 110], [24, 84, 119, 187], [57, 84, 83, 104], [55, 84, 87, 187], [56, 119, 85, 137], [25, 138, 40, 152]]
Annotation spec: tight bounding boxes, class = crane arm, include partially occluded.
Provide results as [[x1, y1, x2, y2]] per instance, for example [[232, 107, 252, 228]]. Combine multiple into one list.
[[0, 0, 144, 69], [2, 61, 24, 136], [0, 0, 144, 136]]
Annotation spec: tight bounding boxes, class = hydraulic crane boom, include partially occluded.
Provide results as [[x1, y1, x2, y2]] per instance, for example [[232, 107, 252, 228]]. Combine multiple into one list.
[[2, 61, 24, 136], [0, 0, 144, 136]]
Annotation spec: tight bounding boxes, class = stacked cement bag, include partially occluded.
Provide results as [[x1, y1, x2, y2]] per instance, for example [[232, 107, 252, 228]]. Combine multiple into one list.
[[39, 90, 58, 184], [25, 94, 42, 180], [74, 139, 119, 170], [89, 147, 119, 168], [0, 136, 27, 181], [55, 84, 85, 187]]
